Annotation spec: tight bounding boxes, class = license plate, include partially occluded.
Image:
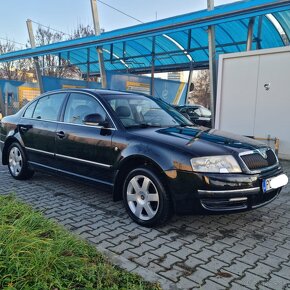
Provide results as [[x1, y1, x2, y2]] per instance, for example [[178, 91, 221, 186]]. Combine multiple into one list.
[[262, 174, 288, 193]]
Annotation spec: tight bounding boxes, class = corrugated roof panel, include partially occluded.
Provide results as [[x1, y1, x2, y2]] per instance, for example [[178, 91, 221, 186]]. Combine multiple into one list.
[[273, 10, 290, 41], [1, 0, 289, 74]]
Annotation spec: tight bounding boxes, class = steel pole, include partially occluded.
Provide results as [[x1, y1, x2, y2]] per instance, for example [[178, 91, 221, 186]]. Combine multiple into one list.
[[90, 0, 107, 89], [185, 61, 194, 105], [207, 0, 217, 128], [26, 19, 44, 93], [247, 17, 255, 51], [150, 36, 156, 96]]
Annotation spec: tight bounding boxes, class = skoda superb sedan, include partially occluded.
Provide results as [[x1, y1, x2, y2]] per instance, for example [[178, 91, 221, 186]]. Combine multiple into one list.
[[0, 89, 288, 227]]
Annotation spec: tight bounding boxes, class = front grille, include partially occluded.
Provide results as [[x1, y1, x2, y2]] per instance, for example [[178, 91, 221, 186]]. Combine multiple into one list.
[[240, 149, 277, 171]]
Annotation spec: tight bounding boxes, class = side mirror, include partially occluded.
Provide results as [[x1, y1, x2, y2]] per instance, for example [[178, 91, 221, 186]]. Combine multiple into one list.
[[83, 114, 109, 127]]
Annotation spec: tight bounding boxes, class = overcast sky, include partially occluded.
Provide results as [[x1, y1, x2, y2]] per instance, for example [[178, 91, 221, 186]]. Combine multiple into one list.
[[0, 0, 237, 48]]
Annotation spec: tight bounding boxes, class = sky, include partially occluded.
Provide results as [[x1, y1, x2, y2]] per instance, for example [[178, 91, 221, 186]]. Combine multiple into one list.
[[0, 0, 237, 49]]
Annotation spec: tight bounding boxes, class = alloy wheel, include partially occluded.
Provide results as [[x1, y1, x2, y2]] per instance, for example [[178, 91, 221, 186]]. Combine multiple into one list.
[[9, 146, 23, 177], [126, 175, 160, 221]]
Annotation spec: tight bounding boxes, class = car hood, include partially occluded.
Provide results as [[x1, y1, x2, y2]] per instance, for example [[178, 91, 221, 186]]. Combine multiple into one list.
[[129, 126, 267, 157]]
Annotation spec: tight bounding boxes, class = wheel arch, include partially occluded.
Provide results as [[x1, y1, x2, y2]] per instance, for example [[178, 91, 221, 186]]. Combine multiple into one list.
[[2, 137, 22, 165], [113, 155, 170, 202]]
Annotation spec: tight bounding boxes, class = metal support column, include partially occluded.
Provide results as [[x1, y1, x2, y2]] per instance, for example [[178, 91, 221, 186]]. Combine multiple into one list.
[[90, 0, 107, 89], [256, 16, 263, 49], [26, 19, 44, 94], [247, 17, 256, 51], [185, 61, 194, 105], [87, 48, 91, 83], [207, 0, 217, 128], [150, 36, 156, 96]]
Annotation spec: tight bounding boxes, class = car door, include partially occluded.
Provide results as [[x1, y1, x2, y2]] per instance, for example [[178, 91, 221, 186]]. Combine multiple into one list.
[[55, 92, 116, 184], [19, 92, 67, 168]]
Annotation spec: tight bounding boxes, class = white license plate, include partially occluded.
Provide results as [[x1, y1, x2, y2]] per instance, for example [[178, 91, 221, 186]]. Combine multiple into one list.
[[262, 174, 288, 193]]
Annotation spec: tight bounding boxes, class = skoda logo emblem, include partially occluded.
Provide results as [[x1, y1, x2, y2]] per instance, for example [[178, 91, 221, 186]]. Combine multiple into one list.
[[257, 149, 268, 159]]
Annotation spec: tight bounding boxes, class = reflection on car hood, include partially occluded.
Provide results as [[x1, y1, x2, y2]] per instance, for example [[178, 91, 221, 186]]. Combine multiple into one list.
[[129, 126, 267, 157]]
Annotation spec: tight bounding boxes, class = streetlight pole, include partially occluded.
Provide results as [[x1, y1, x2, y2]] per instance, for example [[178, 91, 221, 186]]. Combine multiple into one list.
[[26, 19, 44, 94], [90, 0, 107, 89]]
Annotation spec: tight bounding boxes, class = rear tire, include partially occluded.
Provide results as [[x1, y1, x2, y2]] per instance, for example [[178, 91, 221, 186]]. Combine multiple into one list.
[[123, 167, 172, 227], [7, 142, 34, 180]]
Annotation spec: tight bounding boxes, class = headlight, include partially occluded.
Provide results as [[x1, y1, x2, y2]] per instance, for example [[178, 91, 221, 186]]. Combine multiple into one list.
[[190, 155, 242, 173]]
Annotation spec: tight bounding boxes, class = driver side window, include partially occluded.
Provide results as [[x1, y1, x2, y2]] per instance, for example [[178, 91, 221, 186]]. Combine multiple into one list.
[[63, 93, 107, 125]]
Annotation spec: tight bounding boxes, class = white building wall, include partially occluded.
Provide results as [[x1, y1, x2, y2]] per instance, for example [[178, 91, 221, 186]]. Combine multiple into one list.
[[216, 46, 290, 159]]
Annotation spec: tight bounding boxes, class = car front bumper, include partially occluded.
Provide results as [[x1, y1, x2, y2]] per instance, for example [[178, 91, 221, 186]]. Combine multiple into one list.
[[165, 165, 286, 214]]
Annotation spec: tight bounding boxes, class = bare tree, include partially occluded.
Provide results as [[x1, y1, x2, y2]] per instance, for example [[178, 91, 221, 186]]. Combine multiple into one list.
[[33, 26, 80, 79], [189, 70, 210, 108], [0, 24, 96, 82], [34, 24, 97, 79], [70, 24, 95, 39], [0, 41, 33, 81]]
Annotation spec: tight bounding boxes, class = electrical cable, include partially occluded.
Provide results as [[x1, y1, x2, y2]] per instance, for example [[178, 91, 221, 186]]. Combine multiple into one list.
[[30, 20, 73, 37], [0, 37, 26, 47], [98, 0, 144, 24]]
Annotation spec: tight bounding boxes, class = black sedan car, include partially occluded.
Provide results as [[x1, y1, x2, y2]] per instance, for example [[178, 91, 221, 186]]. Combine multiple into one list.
[[175, 105, 212, 127], [0, 89, 288, 227]]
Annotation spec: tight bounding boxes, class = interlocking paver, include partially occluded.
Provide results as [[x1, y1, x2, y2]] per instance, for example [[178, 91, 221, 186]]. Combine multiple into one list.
[[1, 152, 290, 290], [261, 274, 290, 290]]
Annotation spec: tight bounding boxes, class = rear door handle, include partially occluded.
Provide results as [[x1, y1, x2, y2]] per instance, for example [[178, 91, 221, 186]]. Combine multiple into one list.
[[56, 131, 65, 139]]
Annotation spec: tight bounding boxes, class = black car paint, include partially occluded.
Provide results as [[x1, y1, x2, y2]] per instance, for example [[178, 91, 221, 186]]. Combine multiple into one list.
[[0, 89, 284, 215]]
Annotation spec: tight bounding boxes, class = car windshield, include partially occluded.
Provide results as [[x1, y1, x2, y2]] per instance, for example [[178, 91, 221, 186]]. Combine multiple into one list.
[[104, 94, 193, 128]]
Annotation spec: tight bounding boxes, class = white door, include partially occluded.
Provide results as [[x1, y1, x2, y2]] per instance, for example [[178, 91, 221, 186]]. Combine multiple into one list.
[[217, 55, 260, 136], [254, 51, 290, 159]]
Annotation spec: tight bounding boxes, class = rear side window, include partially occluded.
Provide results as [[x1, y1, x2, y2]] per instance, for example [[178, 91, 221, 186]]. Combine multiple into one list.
[[32, 93, 67, 121], [23, 101, 37, 118]]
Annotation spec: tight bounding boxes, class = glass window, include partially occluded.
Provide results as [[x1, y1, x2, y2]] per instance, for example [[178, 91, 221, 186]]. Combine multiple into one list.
[[63, 93, 107, 125], [32, 93, 66, 121], [188, 108, 201, 117], [200, 107, 211, 117], [105, 94, 192, 128], [23, 101, 37, 118]]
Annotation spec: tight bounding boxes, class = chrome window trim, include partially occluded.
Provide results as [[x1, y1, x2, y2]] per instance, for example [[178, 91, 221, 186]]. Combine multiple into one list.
[[238, 148, 279, 174], [63, 91, 118, 129], [20, 90, 118, 130], [60, 121, 116, 130], [19, 117, 116, 130], [55, 153, 112, 168]]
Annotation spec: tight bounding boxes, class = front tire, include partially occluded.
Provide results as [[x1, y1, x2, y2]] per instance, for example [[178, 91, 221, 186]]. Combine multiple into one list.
[[7, 142, 34, 180], [123, 167, 172, 227]]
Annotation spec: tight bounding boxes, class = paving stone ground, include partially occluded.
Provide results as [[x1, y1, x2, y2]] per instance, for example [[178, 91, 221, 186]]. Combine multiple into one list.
[[1, 151, 290, 290]]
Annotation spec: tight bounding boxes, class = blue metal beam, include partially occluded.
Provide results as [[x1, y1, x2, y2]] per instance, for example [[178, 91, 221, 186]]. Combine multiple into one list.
[[0, 0, 289, 72]]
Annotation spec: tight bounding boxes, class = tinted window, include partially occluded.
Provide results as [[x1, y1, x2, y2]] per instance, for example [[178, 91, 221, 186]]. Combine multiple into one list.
[[200, 107, 211, 117], [63, 93, 107, 125], [105, 94, 192, 128], [23, 101, 37, 118], [187, 108, 201, 117], [33, 93, 66, 121]]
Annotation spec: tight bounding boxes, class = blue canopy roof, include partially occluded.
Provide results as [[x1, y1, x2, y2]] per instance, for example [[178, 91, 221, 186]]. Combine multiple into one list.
[[0, 0, 290, 74]]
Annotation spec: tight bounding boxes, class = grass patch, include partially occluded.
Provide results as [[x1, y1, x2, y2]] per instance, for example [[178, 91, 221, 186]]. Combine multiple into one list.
[[0, 195, 161, 290]]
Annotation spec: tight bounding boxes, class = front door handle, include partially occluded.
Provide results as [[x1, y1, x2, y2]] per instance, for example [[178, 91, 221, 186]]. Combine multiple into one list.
[[56, 131, 65, 139]]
